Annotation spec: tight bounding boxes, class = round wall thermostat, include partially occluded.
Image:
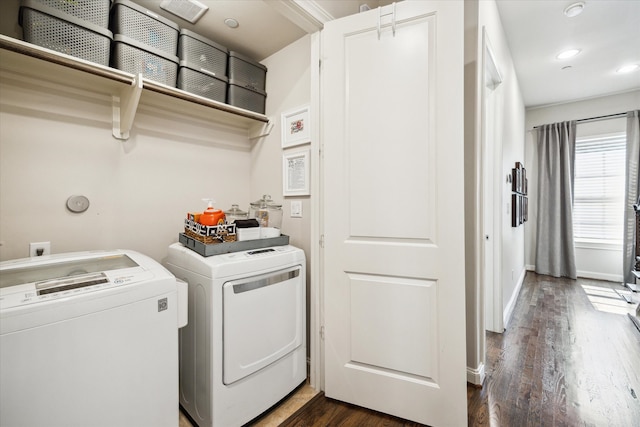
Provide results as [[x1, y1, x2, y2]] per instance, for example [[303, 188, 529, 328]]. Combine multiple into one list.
[[66, 195, 90, 213]]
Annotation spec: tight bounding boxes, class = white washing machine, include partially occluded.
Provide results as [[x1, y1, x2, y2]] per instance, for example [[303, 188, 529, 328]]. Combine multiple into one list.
[[165, 243, 306, 427], [0, 250, 188, 427]]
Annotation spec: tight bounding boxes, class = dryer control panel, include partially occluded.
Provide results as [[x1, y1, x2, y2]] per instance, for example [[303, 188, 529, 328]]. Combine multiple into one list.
[[221, 245, 296, 261]]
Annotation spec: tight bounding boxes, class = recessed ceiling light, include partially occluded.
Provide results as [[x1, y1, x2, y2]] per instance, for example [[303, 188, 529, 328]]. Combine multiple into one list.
[[564, 2, 585, 18], [224, 18, 239, 29], [617, 64, 639, 73], [556, 49, 581, 59]]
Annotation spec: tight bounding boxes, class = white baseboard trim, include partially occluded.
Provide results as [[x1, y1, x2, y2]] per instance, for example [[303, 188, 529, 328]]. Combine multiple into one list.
[[503, 268, 526, 329], [526, 265, 622, 283], [467, 362, 485, 386], [577, 270, 624, 283]]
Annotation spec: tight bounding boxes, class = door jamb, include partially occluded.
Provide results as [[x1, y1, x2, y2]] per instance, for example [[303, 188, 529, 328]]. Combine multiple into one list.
[[309, 31, 323, 391], [481, 29, 504, 337], [479, 27, 504, 352]]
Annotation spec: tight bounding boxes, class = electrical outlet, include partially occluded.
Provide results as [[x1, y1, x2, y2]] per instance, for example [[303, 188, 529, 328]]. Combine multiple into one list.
[[29, 241, 51, 257]]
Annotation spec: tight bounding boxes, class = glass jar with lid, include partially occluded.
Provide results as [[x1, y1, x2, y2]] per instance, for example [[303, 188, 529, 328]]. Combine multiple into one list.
[[249, 194, 282, 230], [224, 204, 248, 224]]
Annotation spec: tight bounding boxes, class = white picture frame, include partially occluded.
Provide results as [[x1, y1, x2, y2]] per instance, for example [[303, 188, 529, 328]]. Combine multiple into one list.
[[283, 149, 310, 196], [281, 105, 311, 148]]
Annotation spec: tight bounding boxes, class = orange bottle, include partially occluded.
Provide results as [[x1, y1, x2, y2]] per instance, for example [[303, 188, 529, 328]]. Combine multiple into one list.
[[199, 199, 226, 226]]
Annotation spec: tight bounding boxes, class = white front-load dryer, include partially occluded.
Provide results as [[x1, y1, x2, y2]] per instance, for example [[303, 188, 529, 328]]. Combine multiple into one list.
[[165, 243, 306, 427]]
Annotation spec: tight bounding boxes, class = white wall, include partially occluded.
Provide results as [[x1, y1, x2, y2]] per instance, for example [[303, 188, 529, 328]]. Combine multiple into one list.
[[478, 0, 526, 322], [0, 72, 252, 262], [525, 90, 640, 282], [252, 35, 311, 258]]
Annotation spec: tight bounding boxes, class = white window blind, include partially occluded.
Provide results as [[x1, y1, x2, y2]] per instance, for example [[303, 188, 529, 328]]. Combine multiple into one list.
[[573, 133, 625, 246]]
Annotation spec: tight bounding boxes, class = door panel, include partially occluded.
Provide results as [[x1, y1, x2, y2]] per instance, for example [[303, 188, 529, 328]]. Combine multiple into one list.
[[345, 15, 435, 241], [322, 2, 466, 425], [349, 274, 437, 379]]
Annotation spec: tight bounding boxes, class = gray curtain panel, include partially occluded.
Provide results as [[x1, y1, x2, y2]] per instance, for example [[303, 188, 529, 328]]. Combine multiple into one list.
[[535, 121, 577, 279], [623, 110, 640, 284]]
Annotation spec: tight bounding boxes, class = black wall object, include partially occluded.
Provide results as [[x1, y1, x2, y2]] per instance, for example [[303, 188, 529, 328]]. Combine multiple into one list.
[[511, 162, 528, 227]]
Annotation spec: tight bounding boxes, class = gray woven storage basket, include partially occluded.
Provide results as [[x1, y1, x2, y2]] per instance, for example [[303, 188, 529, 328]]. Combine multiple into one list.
[[179, 29, 228, 78], [29, 0, 111, 28], [111, 0, 179, 56], [178, 61, 228, 103], [228, 51, 267, 92], [20, 0, 112, 66], [228, 79, 266, 114], [112, 34, 179, 87]]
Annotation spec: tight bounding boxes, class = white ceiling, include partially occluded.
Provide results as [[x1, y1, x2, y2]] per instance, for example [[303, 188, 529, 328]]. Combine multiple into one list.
[[133, 0, 392, 61], [496, 0, 640, 108]]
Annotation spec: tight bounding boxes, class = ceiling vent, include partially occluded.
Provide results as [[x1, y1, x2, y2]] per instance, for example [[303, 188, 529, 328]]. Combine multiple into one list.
[[160, 0, 209, 24]]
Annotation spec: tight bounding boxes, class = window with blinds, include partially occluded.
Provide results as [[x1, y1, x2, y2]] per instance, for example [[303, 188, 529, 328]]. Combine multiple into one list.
[[573, 133, 626, 246]]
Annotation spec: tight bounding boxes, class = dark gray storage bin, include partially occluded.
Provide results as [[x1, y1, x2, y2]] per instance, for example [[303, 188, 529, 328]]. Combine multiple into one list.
[[228, 79, 266, 114], [178, 61, 228, 103], [112, 34, 178, 87], [29, 0, 111, 28], [111, 0, 179, 56], [228, 51, 267, 92], [178, 29, 228, 78], [20, 0, 112, 67]]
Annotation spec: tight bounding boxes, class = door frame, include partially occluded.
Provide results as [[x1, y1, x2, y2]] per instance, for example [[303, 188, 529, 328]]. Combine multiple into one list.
[[480, 29, 504, 336], [309, 31, 323, 391]]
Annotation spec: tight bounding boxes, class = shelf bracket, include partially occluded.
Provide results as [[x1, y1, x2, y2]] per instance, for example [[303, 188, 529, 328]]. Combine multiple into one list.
[[112, 73, 143, 140], [248, 118, 274, 140]]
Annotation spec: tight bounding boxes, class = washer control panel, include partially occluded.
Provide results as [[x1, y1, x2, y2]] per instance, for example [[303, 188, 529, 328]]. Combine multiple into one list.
[[0, 253, 156, 310], [0, 269, 153, 310]]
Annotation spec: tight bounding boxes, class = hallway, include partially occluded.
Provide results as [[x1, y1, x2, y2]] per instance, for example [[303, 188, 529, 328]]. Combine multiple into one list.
[[467, 273, 640, 426]]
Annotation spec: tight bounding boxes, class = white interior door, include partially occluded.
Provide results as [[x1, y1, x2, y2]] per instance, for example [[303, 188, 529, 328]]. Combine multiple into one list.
[[321, 2, 467, 425]]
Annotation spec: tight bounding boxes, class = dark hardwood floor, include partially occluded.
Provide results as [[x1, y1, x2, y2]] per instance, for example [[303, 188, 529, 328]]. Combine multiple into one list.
[[280, 273, 640, 426]]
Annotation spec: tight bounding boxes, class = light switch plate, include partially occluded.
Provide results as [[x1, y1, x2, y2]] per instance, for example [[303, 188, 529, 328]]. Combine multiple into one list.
[[290, 200, 303, 218]]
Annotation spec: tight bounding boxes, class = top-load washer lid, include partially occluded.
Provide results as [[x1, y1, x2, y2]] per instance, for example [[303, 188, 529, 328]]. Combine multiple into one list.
[[0, 251, 158, 310]]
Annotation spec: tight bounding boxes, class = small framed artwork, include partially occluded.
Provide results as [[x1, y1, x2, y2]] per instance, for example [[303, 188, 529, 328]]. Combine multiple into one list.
[[512, 193, 519, 227], [283, 149, 310, 196], [281, 105, 311, 148]]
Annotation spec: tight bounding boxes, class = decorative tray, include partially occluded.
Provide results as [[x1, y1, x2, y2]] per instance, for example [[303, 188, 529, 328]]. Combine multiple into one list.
[[178, 232, 290, 257]]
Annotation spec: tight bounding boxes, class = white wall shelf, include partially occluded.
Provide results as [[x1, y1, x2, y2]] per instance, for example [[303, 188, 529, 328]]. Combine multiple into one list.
[[0, 35, 272, 141]]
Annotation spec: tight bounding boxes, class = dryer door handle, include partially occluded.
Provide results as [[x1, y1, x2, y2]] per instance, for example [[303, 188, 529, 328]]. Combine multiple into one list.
[[230, 268, 300, 294]]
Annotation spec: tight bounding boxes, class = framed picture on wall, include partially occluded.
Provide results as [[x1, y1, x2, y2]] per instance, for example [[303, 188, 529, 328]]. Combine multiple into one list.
[[283, 149, 310, 196], [281, 105, 311, 148], [512, 193, 519, 227], [519, 195, 524, 224]]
